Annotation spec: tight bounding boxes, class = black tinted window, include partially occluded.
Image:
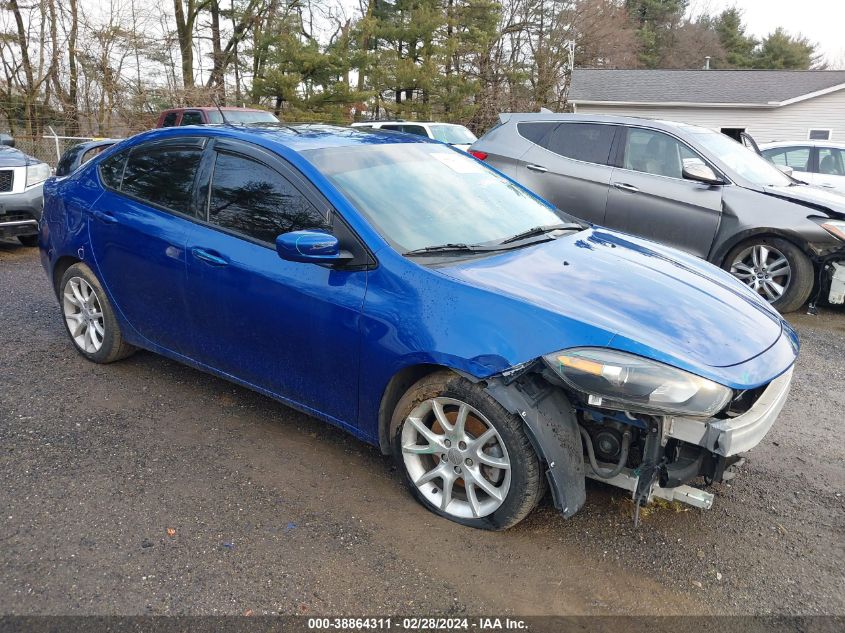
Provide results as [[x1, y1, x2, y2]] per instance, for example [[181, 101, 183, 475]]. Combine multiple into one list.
[[181, 111, 204, 125], [161, 112, 178, 127], [208, 153, 327, 243], [122, 143, 204, 212], [401, 125, 428, 137], [98, 150, 127, 188], [517, 122, 557, 145], [545, 123, 616, 164]]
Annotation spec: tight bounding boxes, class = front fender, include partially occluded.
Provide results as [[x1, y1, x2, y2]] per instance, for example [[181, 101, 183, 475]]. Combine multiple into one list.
[[485, 374, 586, 518]]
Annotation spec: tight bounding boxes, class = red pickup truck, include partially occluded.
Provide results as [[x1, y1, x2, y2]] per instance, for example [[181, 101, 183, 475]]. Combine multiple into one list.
[[156, 107, 279, 127]]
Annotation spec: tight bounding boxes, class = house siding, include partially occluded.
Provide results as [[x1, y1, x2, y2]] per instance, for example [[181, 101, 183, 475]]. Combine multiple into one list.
[[573, 89, 845, 143]]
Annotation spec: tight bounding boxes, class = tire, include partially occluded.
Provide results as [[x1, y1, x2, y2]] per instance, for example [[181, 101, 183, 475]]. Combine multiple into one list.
[[724, 237, 814, 313], [390, 371, 544, 530], [59, 262, 136, 363], [17, 234, 38, 247]]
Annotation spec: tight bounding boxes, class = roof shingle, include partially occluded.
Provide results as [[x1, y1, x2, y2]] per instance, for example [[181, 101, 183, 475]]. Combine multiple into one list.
[[568, 69, 845, 105]]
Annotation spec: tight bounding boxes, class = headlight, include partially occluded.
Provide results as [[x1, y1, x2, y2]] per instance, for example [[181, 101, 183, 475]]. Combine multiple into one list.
[[25, 161, 51, 187], [820, 220, 845, 242], [543, 348, 732, 417]]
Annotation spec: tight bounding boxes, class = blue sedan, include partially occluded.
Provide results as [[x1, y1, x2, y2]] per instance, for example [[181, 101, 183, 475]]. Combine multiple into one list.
[[38, 124, 798, 529]]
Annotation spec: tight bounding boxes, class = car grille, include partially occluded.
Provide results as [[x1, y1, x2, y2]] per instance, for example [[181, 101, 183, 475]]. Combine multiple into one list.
[[0, 170, 12, 192], [0, 211, 34, 224]]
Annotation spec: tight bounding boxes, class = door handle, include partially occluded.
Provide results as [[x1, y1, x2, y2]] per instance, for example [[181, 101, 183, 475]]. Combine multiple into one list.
[[191, 247, 228, 267], [90, 209, 118, 224], [821, 183, 835, 188], [526, 164, 548, 173], [613, 182, 640, 194]]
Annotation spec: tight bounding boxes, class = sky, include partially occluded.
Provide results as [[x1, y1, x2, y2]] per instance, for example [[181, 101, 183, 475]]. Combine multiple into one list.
[[689, 0, 845, 67]]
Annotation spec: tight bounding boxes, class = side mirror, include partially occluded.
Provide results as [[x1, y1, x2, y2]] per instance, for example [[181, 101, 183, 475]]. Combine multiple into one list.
[[682, 163, 725, 186], [275, 230, 353, 266], [776, 164, 794, 177]]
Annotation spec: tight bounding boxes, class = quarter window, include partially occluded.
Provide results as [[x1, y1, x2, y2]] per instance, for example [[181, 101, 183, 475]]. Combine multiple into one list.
[[121, 142, 204, 213], [207, 153, 327, 243], [762, 147, 811, 172], [544, 123, 616, 165], [517, 122, 557, 145], [98, 150, 128, 189], [818, 148, 845, 176], [623, 128, 701, 179]]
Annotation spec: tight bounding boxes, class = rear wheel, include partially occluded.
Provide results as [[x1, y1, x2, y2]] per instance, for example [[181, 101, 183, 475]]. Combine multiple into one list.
[[391, 371, 543, 530], [17, 234, 38, 247], [725, 237, 814, 313], [59, 262, 136, 363]]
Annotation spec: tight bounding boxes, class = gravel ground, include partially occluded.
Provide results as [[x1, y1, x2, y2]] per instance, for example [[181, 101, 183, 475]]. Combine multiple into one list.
[[1, 241, 843, 616]]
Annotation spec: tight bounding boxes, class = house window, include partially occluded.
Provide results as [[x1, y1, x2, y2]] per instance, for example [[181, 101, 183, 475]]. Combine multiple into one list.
[[809, 129, 832, 141]]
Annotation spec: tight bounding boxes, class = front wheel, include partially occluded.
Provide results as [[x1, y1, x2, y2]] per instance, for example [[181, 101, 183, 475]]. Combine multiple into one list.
[[391, 371, 544, 530], [725, 237, 814, 313], [17, 234, 38, 247]]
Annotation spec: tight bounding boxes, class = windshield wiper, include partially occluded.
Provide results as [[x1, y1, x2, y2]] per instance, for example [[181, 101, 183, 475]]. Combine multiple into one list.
[[498, 223, 582, 245], [403, 243, 493, 256]]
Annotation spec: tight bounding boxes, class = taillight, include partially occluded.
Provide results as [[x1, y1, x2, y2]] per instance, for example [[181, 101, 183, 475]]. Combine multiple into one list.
[[469, 150, 488, 161]]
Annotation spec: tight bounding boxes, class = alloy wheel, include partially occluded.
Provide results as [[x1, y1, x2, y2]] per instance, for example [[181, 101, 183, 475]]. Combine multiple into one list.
[[63, 276, 105, 353], [401, 397, 511, 519], [730, 244, 792, 303]]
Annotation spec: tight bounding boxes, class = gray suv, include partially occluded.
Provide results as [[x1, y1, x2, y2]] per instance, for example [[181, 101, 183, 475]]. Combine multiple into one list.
[[470, 113, 845, 312]]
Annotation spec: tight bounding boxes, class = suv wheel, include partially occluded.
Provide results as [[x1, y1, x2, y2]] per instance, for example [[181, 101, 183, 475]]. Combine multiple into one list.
[[725, 237, 814, 313], [17, 235, 38, 247], [59, 262, 136, 363], [391, 371, 544, 530]]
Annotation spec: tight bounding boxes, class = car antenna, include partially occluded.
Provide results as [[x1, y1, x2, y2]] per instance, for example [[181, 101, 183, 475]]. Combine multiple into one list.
[[212, 97, 235, 128]]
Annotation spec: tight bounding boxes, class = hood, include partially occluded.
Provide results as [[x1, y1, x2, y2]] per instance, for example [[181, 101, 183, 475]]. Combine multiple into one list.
[[439, 228, 785, 372], [764, 184, 845, 219], [0, 146, 36, 168]]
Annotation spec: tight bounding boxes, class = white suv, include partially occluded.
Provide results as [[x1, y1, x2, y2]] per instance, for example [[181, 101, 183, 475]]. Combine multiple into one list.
[[761, 141, 845, 193], [350, 121, 477, 151]]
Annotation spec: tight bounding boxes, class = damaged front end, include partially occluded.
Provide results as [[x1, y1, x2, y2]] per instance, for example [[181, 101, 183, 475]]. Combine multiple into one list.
[[483, 349, 794, 522]]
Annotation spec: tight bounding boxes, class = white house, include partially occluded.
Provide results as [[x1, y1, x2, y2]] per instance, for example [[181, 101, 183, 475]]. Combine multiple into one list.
[[568, 69, 845, 144]]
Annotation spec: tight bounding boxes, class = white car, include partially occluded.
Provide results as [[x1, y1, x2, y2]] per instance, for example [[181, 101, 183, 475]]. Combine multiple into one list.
[[350, 121, 477, 151], [761, 141, 845, 193]]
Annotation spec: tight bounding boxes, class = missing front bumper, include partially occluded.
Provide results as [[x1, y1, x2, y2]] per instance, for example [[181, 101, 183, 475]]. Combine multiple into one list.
[[667, 367, 794, 457]]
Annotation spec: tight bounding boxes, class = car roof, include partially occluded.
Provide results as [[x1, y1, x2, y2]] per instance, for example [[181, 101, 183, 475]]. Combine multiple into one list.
[[161, 106, 269, 113], [760, 140, 845, 149], [121, 123, 439, 153], [499, 112, 717, 135]]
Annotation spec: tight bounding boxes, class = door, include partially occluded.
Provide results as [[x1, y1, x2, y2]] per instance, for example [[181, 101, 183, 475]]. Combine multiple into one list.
[[604, 127, 723, 258], [815, 147, 845, 192], [88, 138, 206, 354], [183, 141, 368, 424], [760, 145, 813, 183], [516, 121, 617, 224]]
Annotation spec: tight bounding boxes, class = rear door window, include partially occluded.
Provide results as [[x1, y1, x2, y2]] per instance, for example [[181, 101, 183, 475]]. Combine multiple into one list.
[[206, 152, 328, 244], [400, 125, 428, 137], [121, 140, 205, 214], [160, 112, 178, 127], [180, 111, 204, 126], [762, 146, 811, 172], [544, 123, 616, 165], [818, 148, 845, 175]]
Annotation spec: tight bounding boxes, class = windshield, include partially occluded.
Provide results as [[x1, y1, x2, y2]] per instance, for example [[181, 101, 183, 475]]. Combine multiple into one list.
[[206, 110, 279, 124], [429, 124, 477, 145], [693, 132, 793, 187], [305, 144, 575, 253]]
